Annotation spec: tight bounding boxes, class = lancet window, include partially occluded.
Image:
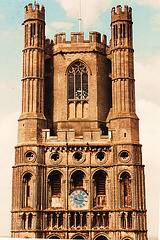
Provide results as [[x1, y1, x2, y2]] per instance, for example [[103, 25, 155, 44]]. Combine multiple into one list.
[[22, 173, 32, 208], [120, 172, 132, 208]]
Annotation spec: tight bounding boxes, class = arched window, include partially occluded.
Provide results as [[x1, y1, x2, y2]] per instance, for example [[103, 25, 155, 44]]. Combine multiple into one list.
[[48, 171, 62, 208], [68, 61, 88, 100], [120, 172, 132, 208], [68, 61, 89, 119], [48, 171, 61, 196], [93, 170, 107, 206], [71, 170, 85, 189], [22, 173, 32, 208]]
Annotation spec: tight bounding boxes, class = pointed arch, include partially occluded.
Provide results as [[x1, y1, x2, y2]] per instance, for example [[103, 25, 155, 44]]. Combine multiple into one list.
[[65, 59, 92, 76]]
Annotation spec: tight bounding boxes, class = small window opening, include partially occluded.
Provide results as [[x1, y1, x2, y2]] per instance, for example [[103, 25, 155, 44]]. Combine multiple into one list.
[[128, 212, 132, 229], [97, 152, 105, 161], [120, 151, 129, 159], [116, 25, 118, 39], [74, 152, 82, 161], [120, 24, 123, 38], [25, 151, 34, 161], [123, 24, 126, 38], [114, 25, 116, 40], [121, 212, 126, 228], [22, 213, 26, 229], [51, 153, 59, 162], [124, 133, 127, 137], [28, 213, 32, 229]]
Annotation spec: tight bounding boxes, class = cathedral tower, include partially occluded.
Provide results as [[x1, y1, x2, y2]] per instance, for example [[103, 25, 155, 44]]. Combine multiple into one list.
[[11, 3, 147, 240]]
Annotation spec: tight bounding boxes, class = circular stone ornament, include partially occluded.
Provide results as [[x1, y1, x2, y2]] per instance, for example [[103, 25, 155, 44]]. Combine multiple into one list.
[[73, 151, 85, 164], [119, 150, 131, 162], [95, 151, 107, 164], [50, 152, 62, 164], [25, 151, 36, 162]]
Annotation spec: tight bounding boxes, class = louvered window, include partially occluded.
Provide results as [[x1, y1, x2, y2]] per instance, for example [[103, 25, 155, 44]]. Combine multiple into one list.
[[51, 173, 61, 196], [96, 174, 106, 195]]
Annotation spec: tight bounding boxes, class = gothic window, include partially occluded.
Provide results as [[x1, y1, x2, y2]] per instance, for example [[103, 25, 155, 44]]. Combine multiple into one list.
[[22, 173, 32, 208], [120, 172, 132, 208], [68, 61, 88, 100]]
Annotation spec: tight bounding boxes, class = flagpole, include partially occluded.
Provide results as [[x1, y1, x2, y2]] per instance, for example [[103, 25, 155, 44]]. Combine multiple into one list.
[[79, 0, 81, 32]]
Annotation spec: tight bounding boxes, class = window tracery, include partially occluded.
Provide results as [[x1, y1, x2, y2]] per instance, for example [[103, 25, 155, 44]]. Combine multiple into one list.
[[68, 61, 89, 119], [68, 61, 88, 100]]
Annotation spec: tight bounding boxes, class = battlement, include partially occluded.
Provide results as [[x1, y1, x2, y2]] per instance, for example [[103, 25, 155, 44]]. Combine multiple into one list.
[[111, 5, 132, 23], [54, 32, 107, 45], [24, 3, 45, 21], [42, 129, 112, 143]]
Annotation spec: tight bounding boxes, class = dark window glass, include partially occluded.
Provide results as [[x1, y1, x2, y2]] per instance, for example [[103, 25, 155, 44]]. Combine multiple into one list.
[[82, 73, 88, 99], [75, 73, 81, 99], [68, 61, 88, 100]]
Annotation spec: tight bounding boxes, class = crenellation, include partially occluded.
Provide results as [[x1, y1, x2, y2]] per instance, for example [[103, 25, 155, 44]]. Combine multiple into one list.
[[53, 31, 107, 46], [42, 128, 111, 143], [111, 5, 132, 23], [24, 3, 45, 21]]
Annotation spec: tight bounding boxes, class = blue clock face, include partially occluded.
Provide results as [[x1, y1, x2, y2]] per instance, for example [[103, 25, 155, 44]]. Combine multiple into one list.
[[70, 190, 88, 209]]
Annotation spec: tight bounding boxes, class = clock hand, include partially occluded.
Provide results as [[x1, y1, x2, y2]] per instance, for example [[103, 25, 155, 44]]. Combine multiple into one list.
[[77, 196, 87, 202]]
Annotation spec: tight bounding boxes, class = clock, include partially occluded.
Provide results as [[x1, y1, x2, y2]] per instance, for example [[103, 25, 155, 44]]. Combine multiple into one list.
[[70, 190, 88, 209]]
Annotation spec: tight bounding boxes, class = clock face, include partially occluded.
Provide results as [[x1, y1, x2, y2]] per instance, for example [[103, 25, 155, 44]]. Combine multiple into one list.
[[70, 190, 88, 209]]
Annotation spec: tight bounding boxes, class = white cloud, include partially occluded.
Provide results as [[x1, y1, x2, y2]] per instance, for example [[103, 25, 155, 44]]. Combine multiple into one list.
[[56, 0, 112, 30], [50, 21, 74, 31], [55, 0, 160, 31], [135, 53, 160, 105]]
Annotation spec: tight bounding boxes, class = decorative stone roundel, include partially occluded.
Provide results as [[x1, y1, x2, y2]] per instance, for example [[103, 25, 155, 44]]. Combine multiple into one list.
[[25, 151, 36, 162], [119, 150, 131, 162], [73, 151, 85, 164], [50, 152, 62, 164], [95, 151, 107, 164]]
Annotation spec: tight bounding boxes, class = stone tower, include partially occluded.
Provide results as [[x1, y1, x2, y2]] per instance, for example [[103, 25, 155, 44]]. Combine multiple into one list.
[[11, 3, 148, 240]]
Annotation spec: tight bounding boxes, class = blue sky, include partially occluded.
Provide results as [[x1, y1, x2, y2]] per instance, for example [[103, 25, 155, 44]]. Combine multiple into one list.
[[0, 0, 160, 238]]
